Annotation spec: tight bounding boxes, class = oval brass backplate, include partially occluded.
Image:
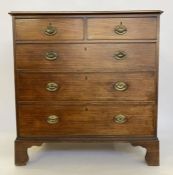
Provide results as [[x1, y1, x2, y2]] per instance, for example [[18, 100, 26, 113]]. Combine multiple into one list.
[[114, 22, 127, 35], [47, 115, 59, 124], [114, 51, 127, 60], [46, 82, 59, 92], [44, 23, 57, 36], [45, 51, 58, 61], [114, 114, 127, 124], [114, 81, 128, 91]]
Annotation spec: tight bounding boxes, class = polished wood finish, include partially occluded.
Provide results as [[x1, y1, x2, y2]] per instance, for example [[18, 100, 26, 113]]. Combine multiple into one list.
[[18, 103, 155, 137], [87, 18, 157, 40], [16, 43, 156, 72], [15, 18, 84, 41], [15, 140, 42, 166], [9, 10, 163, 15], [10, 11, 162, 166], [17, 72, 155, 101], [15, 139, 159, 166], [131, 139, 159, 166]]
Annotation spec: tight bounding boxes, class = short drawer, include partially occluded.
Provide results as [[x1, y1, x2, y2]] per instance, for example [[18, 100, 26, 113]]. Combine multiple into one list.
[[15, 18, 84, 40], [16, 43, 156, 72], [17, 72, 155, 101], [87, 17, 157, 40], [18, 103, 155, 137]]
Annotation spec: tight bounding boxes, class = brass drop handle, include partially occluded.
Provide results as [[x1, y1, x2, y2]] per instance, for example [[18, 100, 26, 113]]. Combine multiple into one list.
[[44, 23, 57, 36], [47, 115, 59, 124], [114, 51, 127, 60], [114, 22, 127, 35], [114, 114, 127, 124], [46, 82, 59, 92], [114, 81, 128, 91], [45, 51, 58, 61]]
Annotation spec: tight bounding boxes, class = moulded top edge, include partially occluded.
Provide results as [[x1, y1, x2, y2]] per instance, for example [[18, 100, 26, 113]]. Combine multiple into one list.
[[9, 10, 163, 16]]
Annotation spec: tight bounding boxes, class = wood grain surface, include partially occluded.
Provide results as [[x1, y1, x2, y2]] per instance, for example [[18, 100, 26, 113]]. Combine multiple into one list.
[[11, 11, 161, 166], [15, 18, 84, 40], [18, 104, 155, 137], [16, 43, 156, 72], [16, 72, 155, 101], [87, 17, 157, 40]]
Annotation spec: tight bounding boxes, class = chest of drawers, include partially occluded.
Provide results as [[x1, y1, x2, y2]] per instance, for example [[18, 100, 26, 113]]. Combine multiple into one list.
[[10, 11, 162, 166]]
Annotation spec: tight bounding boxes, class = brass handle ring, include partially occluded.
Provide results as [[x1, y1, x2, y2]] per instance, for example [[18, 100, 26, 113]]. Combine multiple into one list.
[[114, 51, 127, 60], [114, 22, 127, 35], [47, 115, 59, 124], [45, 51, 58, 61], [114, 114, 127, 124], [44, 23, 57, 36], [114, 81, 128, 91], [46, 82, 59, 92]]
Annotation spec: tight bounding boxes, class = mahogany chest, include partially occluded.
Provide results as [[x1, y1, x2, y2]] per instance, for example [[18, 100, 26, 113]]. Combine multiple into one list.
[[10, 11, 162, 166]]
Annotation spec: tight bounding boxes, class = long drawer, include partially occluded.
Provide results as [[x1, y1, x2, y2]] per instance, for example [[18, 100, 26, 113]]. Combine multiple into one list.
[[15, 18, 84, 41], [17, 72, 155, 101], [16, 43, 156, 72], [87, 17, 157, 40], [18, 103, 155, 137]]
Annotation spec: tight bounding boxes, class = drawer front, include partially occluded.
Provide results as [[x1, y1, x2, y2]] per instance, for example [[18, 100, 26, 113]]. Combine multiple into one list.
[[16, 43, 156, 72], [15, 18, 84, 40], [87, 18, 157, 40], [17, 72, 155, 101], [18, 104, 155, 137]]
